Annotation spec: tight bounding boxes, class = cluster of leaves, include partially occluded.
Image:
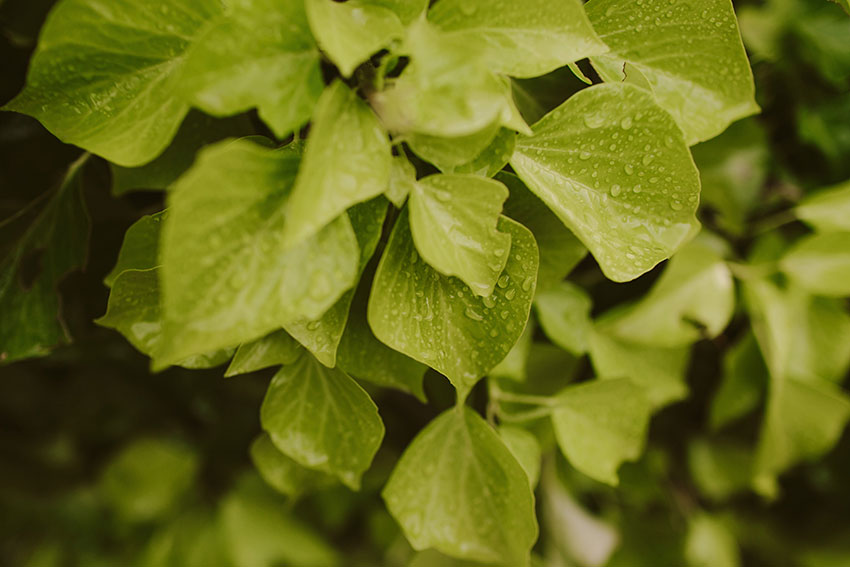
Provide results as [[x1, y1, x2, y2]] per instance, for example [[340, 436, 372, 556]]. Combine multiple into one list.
[[2, 0, 850, 565]]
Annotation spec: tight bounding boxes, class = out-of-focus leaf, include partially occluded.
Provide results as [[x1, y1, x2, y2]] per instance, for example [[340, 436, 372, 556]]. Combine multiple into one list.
[[744, 279, 850, 383], [780, 232, 850, 297], [499, 172, 586, 290], [219, 474, 340, 567], [710, 331, 769, 431], [99, 438, 198, 523], [534, 282, 592, 356], [685, 513, 740, 567], [427, 0, 607, 78], [552, 378, 651, 485], [181, 0, 322, 138], [692, 119, 769, 234], [599, 235, 735, 347], [0, 156, 89, 364], [110, 113, 253, 195], [3, 0, 224, 166], [588, 326, 691, 409], [796, 179, 850, 232], [499, 425, 542, 488], [250, 434, 333, 499]]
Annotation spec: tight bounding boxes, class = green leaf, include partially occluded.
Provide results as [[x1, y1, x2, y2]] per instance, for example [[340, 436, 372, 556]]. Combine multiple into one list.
[[498, 172, 586, 290], [709, 331, 768, 431], [99, 438, 198, 523], [180, 0, 322, 138], [220, 474, 340, 567], [368, 209, 538, 399], [534, 282, 592, 356], [600, 235, 735, 347], [97, 268, 234, 369], [282, 198, 387, 367], [588, 325, 691, 409], [0, 155, 89, 365], [282, 81, 392, 247], [744, 279, 850, 383], [780, 232, 850, 297], [489, 317, 533, 383], [250, 434, 333, 499], [691, 119, 769, 235], [795, 180, 850, 232], [408, 174, 511, 296], [833, 0, 850, 15], [450, 128, 517, 177], [688, 438, 755, 502], [141, 509, 230, 567], [110, 112, 253, 195], [158, 139, 359, 366], [337, 275, 427, 400], [511, 83, 701, 282], [375, 21, 516, 138], [428, 0, 607, 78], [305, 0, 422, 77], [586, 0, 759, 145], [685, 513, 740, 567], [499, 425, 542, 488], [551, 378, 651, 485], [4, 0, 224, 166], [225, 330, 302, 378], [382, 406, 538, 565], [407, 121, 501, 171], [97, 269, 162, 356], [385, 155, 417, 207], [260, 352, 385, 489], [755, 376, 850, 479], [104, 211, 164, 287]]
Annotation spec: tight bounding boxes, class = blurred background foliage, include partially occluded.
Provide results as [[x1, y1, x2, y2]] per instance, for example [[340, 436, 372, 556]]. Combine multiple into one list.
[[1, 0, 850, 566]]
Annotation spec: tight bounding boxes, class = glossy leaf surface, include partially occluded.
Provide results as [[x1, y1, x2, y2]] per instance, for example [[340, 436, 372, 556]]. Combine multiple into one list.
[[408, 174, 511, 296], [511, 83, 701, 282], [586, 0, 759, 144], [369, 210, 537, 398]]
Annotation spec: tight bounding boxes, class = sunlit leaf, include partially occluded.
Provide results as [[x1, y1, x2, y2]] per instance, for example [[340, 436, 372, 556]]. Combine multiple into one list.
[[511, 83, 701, 282], [158, 139, 359, 366], [428, 0, 607, 78], [586, 0, 759, 144], [408, 174, 511, 296], [282, 81, 391, 247]]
